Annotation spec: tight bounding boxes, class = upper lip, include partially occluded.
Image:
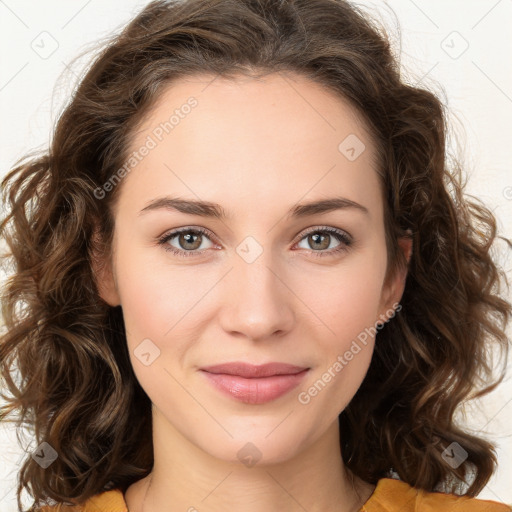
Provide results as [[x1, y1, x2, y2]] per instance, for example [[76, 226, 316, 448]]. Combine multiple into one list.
[[200, 362, 309, 378]]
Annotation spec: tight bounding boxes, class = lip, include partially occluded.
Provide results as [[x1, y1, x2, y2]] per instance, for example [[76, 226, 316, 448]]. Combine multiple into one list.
[[199, 362, 310, 405], [200, 362, 309, 378]]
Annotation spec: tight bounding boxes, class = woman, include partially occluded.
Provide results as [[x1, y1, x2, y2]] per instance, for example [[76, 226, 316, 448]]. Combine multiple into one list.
[[1, 0, 511, 511]]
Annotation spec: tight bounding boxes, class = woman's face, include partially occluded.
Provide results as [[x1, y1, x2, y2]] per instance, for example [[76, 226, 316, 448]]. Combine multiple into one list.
[[96, 72, 410, 465]]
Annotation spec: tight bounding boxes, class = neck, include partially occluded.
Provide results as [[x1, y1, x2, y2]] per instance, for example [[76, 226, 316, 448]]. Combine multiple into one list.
[[126, 408, 374, 512]]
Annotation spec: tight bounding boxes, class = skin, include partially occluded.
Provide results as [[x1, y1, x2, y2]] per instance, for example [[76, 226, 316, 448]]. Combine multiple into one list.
[[94, 71, 412, 512]]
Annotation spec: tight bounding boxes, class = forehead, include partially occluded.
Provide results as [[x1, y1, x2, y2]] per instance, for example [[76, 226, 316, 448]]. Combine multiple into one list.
[[133, 71, 373, 149], [120, 72, 382, 221]]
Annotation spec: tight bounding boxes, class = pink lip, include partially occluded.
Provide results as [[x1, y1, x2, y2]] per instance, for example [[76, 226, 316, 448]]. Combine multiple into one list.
[[200, 362, 308, 378], [199, 362, 309, 404]]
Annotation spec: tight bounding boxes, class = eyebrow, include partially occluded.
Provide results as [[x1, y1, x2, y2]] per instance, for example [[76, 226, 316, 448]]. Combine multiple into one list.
[[138, 196, 369, 219]]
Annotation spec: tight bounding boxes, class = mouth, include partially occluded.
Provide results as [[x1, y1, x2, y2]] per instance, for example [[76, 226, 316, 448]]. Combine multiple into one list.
[[199, 362, 309, 378], [199, 362, 310, 404]]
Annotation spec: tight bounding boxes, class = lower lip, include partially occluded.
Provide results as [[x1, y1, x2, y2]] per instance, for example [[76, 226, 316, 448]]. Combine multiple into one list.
[[200, 369, 309, 404]]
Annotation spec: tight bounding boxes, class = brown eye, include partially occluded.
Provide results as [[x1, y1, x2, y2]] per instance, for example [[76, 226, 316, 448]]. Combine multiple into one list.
[[295, 227, 353, 258], [177, 231, 203, 250], [307, 232, 331, 250], [157, 227, 215, 258]]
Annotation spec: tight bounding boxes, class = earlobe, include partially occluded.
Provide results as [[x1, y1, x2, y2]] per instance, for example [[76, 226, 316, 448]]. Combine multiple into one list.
[[90, 227, 121, 307]]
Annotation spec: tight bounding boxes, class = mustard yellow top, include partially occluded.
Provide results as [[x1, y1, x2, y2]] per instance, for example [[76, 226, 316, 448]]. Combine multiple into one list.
[[38, 477, 512, 511]]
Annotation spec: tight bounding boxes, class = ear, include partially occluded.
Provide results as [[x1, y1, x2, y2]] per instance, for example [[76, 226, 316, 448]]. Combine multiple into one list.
[[90, 226, 121, 307], [376, 231, 413, 325]]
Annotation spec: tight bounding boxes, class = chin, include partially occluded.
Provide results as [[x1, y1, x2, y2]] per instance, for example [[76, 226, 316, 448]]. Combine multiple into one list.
[[193, 429, 308, 468]]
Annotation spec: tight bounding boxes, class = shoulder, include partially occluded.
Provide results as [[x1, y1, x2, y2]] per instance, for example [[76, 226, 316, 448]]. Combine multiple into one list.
[[362, 477, 512, 512], [38, 488, 127, 512]]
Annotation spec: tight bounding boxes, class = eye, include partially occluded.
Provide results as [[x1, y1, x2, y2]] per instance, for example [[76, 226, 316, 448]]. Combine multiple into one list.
[[157, 227, 217, 258], [157, 225, 353, 259], [294, 226, 353, 258]]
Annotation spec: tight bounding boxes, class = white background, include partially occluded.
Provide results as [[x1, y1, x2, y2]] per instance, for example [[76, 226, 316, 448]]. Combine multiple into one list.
[[0, 0, 511, 509]]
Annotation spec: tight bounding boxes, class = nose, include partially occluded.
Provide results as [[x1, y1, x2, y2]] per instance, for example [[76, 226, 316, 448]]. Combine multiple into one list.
[[217, 247, 295, 342]]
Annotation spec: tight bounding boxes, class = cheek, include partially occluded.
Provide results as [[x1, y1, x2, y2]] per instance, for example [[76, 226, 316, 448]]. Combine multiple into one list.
[[116, 269, 170, 341], [114, 245, 201, 339], [296, 255, 385, 347], [297, 271, 380, 417], [293, 251, 385, 406]]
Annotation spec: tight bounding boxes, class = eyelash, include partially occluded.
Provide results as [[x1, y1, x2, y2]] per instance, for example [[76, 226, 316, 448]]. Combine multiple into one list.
[[157, 226, 353, 259]]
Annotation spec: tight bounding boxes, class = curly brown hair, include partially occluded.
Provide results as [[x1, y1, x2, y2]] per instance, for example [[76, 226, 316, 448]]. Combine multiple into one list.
[[1, 0, 511, 509]]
